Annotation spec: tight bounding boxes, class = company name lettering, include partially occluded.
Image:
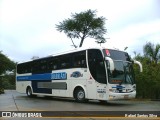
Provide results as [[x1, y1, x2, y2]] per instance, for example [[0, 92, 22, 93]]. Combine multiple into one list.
[[51, 72, 67, 80]]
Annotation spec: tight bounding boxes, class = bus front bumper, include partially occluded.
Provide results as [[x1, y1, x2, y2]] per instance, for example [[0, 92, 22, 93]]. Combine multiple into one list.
[[108, 91, 136, 100]]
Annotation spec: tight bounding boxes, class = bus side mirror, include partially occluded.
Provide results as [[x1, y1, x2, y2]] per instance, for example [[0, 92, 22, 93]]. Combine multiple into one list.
[[134, 60, 143, 72], [105, 57, 114, 71]]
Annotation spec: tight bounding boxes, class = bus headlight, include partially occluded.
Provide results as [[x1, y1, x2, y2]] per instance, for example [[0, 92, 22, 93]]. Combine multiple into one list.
[[109, 95, 115, 99], [133, 85, 136, 91]]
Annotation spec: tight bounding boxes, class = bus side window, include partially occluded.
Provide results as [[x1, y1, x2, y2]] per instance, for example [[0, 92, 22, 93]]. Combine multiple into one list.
[[59, 55, 71, 69], [48, 57, 58, 70], [17, 62, 32, 74], [17, 64, 23, 74], [32, 60, 40, 74], [73, 51, 87, 68], [40, 59, 47, 72]]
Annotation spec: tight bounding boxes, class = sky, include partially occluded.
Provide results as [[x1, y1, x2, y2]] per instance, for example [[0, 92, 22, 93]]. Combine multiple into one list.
[[0, 0, 160, 62]]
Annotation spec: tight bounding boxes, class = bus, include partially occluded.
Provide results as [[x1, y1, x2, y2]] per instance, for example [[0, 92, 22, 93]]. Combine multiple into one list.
[[16, 47, 142, 102]]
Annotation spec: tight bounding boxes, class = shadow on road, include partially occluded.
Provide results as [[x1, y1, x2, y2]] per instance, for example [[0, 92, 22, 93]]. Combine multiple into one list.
[[16, 94, 132, 107]]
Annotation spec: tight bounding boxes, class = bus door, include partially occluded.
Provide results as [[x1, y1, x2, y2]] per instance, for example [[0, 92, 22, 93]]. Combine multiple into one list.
[[87, 49, 107, 100]]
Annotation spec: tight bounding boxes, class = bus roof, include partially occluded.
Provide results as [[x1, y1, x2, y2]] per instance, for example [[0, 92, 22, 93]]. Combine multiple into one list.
[[49, 46, 124, 57], [17, 47, 125, 64]]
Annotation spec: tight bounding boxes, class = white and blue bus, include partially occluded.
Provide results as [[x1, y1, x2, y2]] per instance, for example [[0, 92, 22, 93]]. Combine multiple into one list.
[[16, 47, 142, 102]]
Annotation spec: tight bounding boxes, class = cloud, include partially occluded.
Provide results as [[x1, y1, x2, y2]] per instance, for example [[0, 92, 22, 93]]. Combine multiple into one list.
[[0, 0, 160, 61], [106, 19, 160, 56]]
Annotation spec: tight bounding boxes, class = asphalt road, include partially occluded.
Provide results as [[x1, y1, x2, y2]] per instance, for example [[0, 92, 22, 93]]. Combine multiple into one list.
[[0, 90, 160, 120]]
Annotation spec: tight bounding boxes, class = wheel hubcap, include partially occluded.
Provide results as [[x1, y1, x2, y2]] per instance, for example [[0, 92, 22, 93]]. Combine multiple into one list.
[[28, 89, 31, 95], [78, 91, 84, 100]]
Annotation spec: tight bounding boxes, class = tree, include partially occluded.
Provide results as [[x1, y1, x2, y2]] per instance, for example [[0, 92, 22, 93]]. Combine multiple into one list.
[[133, 43, 160, 99], [0, 51, 15, 75], [143, 42, 160, 64], [56, 9, 107, 47], [0, 52, 16, 93]]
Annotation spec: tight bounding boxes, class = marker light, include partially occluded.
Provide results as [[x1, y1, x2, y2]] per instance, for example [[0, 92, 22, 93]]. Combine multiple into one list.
[[105, 49, 110, 56]]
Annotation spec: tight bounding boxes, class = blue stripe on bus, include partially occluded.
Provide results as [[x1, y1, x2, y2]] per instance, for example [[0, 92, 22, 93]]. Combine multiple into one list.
[[17, 72, 67, 81]]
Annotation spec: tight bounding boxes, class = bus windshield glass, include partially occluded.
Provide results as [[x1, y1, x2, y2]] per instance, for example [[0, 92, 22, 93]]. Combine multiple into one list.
[[103, 49, 135, 84], [103, 49, 131, 61], [107, 61, 135, 84]]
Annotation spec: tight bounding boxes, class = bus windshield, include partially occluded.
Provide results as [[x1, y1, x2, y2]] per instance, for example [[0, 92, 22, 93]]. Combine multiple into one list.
[[103, 49, 135, 84], [107, 61, 135, 84]]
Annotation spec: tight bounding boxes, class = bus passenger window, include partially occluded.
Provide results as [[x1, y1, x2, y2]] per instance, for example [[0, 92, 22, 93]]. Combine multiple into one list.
[[59, 55, 71, 69], [53, 65, 57, 70], [73, 51, 86, 68], [48, 57, 59, 70]]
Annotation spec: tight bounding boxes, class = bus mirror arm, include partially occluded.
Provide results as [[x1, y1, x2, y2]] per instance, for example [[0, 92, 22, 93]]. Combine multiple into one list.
[[134, 60, 143, 72], [105, 57, 114, 71]]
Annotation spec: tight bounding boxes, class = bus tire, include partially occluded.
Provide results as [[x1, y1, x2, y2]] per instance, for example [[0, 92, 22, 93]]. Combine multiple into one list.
[[26, 87, 33, 97], [99, 100, 107, 104], [74, 88, 86, 103]]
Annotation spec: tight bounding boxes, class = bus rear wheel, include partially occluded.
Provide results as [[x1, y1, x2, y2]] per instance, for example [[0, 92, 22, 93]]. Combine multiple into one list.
[[74, 88, 86, 103], [26, 87, 33, 97]]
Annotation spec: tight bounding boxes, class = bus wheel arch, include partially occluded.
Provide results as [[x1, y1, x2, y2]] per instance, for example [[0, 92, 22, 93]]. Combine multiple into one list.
[[26, 86, 34, 97], [73, 86, 88, 102]]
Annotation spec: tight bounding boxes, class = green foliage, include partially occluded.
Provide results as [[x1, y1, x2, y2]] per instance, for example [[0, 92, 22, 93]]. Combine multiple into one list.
[[56, 9, 107, 47], [0, 51, 16, 74], [143, 42, 160, 64], [2, 74, 16, 89], [0, 52, 16, 93], [134, 42, 160, 99], [0, 88, 4, 94]]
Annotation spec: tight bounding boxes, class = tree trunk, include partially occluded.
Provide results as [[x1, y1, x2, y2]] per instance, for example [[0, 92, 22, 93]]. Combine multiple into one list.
[[79, 36, 85, 47], [70, 38, 77, 48]]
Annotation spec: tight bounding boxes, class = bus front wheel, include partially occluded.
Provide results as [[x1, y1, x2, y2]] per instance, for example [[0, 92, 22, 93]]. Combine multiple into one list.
[[74, 88, 86, 102]]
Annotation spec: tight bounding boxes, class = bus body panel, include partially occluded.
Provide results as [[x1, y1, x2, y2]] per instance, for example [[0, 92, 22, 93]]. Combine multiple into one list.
[[16, 73, 32, 94], [96, 83, 107, 100], [16, 81, 31, 94], [86, 78, 96, 99]]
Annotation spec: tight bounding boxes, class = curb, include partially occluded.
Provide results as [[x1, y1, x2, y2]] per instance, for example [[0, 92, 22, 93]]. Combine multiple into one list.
[[151, 99, 160, 101]]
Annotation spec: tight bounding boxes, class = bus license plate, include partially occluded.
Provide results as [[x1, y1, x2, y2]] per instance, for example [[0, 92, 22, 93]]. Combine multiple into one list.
[[124, 95, 129, 99]]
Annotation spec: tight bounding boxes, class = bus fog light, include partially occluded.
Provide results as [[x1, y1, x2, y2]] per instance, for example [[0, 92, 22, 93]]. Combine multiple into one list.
[[109, 89, 114, 92], [109, 95, 115, 99]]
